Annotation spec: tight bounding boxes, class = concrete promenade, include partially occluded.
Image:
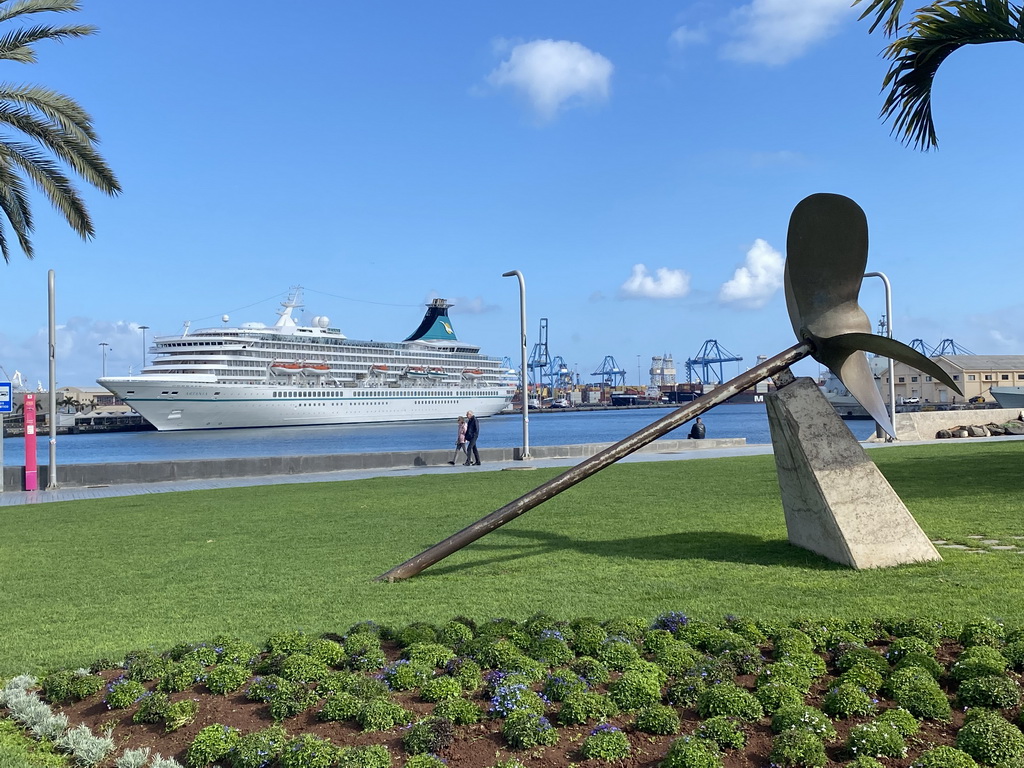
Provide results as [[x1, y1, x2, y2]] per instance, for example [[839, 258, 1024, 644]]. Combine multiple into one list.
[[1, 432, 1020, 507]]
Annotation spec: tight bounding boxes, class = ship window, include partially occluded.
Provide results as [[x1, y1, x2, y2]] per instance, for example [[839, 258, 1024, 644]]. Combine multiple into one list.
[[214, 391, 221, 395]]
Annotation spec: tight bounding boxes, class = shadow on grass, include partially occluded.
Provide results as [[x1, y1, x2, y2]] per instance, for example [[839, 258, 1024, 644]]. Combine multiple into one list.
[[423, 527, 840, 578]]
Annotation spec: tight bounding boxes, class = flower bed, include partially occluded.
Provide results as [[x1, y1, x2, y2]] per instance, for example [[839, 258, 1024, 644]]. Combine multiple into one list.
[[3, 615, 1024, 768]]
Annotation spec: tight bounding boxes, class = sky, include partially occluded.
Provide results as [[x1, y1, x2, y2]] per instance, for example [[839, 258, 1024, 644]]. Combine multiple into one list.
[[2, 0, 1022, 390]]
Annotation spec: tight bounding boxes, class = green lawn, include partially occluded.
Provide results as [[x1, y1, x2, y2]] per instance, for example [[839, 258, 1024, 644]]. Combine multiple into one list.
[[1, 440, 1021, 676]]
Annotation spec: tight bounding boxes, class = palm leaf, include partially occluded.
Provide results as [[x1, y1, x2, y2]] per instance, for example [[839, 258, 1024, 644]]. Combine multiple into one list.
[[854, 0, 910, 35], [878, 0, 1024, 150]]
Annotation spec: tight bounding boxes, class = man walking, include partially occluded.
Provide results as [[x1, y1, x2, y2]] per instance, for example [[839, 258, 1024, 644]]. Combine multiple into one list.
[[464, 410, 480, 465]]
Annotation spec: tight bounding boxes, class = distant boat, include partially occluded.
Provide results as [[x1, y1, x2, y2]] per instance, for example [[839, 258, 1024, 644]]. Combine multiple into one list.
[[302, 362, 330, 372], [462, 369, 484, 379], [370, 364, 389, 373], [406, 366, 429, 377], [428, 367, 446, 378], [991, 387, 1024, 409], [270, 361, 302, 374]]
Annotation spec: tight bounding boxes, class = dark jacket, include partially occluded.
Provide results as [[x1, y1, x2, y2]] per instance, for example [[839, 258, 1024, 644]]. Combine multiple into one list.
[[466, 416, 479, 441]]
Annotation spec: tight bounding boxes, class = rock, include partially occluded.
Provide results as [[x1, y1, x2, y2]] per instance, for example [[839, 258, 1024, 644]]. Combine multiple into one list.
[[987, 425, 1006, 436], [967, 425, 988, 438], [936, 429, 951, 439], [955, 429, 969, 438], [1003, 420, 1024, 436]]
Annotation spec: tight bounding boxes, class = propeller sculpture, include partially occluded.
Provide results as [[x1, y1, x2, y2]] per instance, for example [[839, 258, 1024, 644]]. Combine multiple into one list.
[[377, 193, 961, 581]]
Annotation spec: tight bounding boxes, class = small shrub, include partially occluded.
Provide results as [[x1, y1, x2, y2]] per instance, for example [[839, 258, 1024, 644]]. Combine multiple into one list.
[[886, 667, 952, 720], [280, 734, 339, 768], [651, 611, 690, 634], [164, 699, 198, 732], [697, 715, 746, 750], [836, 647, 889, 676], [356, 699, 414, 731], [875, 707, 919, 737], [280, 653, 330, 683], [103, 676, 147, 710], [757, 660, 813, 693], [846, 756, 883, 768], [696, 683, 764, 722], [124, 650, 167, 682], [229, 724, 289, 768], [609, 669, 662, 711], [836, 665, 884, 693], [597, 637, 642, 671], [206, 663, 251, 695], [266, 631, 314, 656], [186, 724, 241, 768], [501, 710, 558, 750], [212, 637, 262, 667], [381, 660, 432, 691], [769, 729, 826, 768], [528, 630, 575, 666], [41, 670, 104, 703], [158, 660, 207, 693], [770, 704, 837, 741], [634, 704, 680, 735], [419, 676, 463, 702], [950, 646, 1009, 682], [957, 674, 1022, 709], [541, 671, 587, 702], [56, 723, 115, 768], [755, 681, 804, 713], [394, 623, 440, 647], [888, 618, 942, 645], [318, 692, 362, 722], [438, 620, 474, 648], [403, 642, 456, 668], [433, 697, 481, 725], [956, 708, 1024, 766], [132, 691, 171, 724], [443, 657, 482, 691], [654, 641, 702, 676], [603, 617, 647, 641], [571, 623, 609, 657], [1004, 640, 1024, 671], [116, 747, 151, 768], [403, 755, 445, 768], [338, 745, 392, 768], [571, 656, 610, 685], [488, 682, 546, 718], [580, 723, 630, 761], [886, 636, 934, 664], [558, 691, 618, 725], [401, 717, 454, 755], [778, 652, 826, 679], [911, 746, 979, 768], [306, 638, 346, 668], [773, 628, 815, 656], [846, 721, 906, 759], [893, 652, 944, 679], [644, 629, 677, 654], [662, 736, 724, 768], [822, 682, 877, 718], [959, 619, 1005, 649]]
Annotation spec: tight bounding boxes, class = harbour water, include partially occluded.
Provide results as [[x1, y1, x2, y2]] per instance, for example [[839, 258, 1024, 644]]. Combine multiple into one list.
[[3, 404, 878, 466]]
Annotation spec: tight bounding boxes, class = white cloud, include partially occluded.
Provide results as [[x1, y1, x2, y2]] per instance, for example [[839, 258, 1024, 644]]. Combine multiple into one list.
[[669, 24, 709, 50], [487, 39, 613, 121], [620, 264, 691, 299], [721, 0, 853, 66], [719, 238, 784, 308]]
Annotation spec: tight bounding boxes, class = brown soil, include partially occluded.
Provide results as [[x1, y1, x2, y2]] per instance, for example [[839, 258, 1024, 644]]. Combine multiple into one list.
[[37, 639, 985, 768]]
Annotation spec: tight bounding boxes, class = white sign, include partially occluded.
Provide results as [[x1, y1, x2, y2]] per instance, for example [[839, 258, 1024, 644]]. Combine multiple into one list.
[[0, 382, 10, 413]]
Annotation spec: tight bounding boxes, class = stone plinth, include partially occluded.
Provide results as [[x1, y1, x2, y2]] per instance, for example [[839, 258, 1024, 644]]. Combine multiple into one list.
[[766, 376, 941, 569]]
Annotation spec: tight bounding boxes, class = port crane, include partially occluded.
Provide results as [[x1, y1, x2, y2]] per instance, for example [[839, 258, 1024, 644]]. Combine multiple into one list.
[[591, 356, 626, 386], [527, 318, 550, 387], [686, 340, 743, 384]]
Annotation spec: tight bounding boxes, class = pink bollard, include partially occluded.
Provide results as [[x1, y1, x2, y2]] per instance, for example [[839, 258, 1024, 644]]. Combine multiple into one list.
[[23, 393, 37, 491]]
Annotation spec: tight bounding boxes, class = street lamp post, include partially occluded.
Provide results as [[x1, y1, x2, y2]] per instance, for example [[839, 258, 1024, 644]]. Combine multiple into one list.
[[864, 271, 896, 442], [502, 270, 530, 459], [139, 325, 150, 370], [637, 355, 641, 389], [99, 342, 110, 377]]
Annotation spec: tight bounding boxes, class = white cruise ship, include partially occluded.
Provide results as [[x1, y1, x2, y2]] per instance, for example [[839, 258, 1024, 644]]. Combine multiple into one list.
[[98, 290, 515, 431]]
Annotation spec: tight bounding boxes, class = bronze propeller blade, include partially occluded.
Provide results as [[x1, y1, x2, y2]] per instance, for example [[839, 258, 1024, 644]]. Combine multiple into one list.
[[785, 193, 961, 437]]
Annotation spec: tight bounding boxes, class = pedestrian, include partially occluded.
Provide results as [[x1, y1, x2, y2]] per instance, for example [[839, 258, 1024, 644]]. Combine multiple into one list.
[[688, 416, 706, 440], [464, 410, 480, 465], [448, 416, 468, 465]]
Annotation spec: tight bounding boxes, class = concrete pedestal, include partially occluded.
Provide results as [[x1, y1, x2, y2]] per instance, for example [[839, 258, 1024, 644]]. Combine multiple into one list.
[[765, 376, 941, 569]]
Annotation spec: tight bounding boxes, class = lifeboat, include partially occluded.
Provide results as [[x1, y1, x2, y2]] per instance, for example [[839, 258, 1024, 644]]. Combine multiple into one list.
[[303, 362, 330, 372], [369, 364, 389, 373], [406, 366, 429, 377], [462, 369, 484, 379], [270, 361, 302, 374], [428, 367, 446, 378]]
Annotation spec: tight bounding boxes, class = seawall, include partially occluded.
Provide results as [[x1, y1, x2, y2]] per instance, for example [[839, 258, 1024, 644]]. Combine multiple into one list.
[[1, 437, 746, 491]]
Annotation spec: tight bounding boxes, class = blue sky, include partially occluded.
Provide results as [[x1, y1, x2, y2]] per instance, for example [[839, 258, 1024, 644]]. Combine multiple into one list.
[[2, 0, 1022, 390]]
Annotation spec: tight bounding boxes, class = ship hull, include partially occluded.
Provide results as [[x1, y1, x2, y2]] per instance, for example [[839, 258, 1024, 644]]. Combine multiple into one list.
[[98, 377, 511, 431], [991, 387, 1024, 409]]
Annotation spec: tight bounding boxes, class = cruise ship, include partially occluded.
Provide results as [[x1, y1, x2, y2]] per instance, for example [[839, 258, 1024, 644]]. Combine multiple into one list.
[[97, 291, 515, 431]]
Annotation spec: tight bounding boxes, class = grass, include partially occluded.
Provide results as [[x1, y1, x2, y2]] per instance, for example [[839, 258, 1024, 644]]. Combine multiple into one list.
[[1, 440, 1021, 677]]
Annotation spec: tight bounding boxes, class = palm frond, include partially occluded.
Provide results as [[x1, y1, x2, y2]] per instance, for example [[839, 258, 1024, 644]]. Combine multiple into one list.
[[0, 1, 82, 25], [854, 0, 910, 35], [0, 24, 95, 62], [0, 152, 33, 260], [0, 82, 102, 142], [0, 139, 92, 238], [879, 0, 1024, 149]]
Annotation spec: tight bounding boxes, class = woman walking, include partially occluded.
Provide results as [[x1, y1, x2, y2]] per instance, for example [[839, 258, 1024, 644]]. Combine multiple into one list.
[[448, 416, 468, 465]]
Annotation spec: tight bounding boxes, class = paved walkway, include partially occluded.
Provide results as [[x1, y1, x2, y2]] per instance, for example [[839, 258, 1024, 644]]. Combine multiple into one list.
[[1, 436, 1018, 507]]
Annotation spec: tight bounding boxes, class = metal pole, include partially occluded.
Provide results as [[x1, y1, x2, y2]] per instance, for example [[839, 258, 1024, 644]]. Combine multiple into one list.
[[139, 325, 149, 370], [377, 340, 813, 581], [502, 271, 530, 460], [47, 270, 57, 489], [99, 342, 109, 377], [864, 272, 896, 442]]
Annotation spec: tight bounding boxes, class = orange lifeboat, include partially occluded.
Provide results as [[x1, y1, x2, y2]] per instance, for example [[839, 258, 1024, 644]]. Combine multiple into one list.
[[370, 364, 389, 373], [462, 369, 484, 379], [270, 361, 302, 374]]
